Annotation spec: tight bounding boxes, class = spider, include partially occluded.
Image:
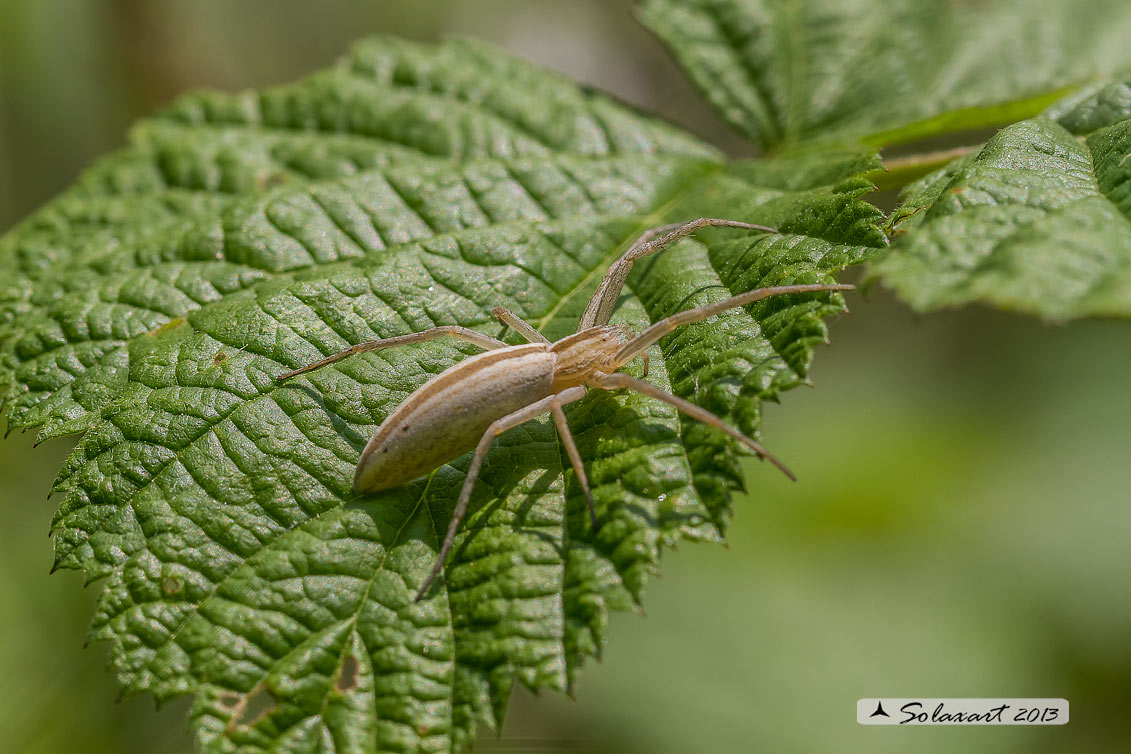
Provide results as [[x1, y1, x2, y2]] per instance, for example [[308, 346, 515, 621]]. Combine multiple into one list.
[[277, 218, 852, 599]]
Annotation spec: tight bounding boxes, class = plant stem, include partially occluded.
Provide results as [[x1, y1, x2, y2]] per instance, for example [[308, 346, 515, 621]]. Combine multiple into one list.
[[870, 146, 978, 192]]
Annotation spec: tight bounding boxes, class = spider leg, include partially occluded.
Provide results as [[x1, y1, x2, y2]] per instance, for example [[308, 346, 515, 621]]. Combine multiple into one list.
[[492, 306, 550, 344], [275, 326, 508, 382], [552, 403, 596, 529], [578, 218, 778, 329], [592, 372, 795, 481], [613, 283, 854, 367], [416, 386, 589, 601]]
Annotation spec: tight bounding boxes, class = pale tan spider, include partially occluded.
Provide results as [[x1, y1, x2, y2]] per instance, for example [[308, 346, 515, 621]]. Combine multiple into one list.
[[277, 218, 852, 599]]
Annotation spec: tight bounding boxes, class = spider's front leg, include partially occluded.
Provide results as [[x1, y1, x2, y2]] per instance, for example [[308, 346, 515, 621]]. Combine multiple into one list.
[[612, 283, 854, 367], [578, 217, 778, 330]]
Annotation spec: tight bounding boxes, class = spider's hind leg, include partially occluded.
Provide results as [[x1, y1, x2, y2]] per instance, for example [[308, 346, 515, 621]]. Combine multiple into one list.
[[276, 326, 509, 382], [415, 386, 589, 601]]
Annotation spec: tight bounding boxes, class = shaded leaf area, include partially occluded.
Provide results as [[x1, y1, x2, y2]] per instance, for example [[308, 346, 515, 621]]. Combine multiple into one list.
[[637, 0, 1131, 151], [873, 77, 1131, 320], [0, 38, 883, 754]]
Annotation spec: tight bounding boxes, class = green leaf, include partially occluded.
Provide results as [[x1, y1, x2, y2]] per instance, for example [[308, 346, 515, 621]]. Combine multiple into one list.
[[637, 0, 1131, 151], [871, 77, 1131, 320], [0, 38, 883, 753]]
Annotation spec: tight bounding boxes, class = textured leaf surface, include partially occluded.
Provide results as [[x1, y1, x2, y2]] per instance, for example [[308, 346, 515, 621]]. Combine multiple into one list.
[[0, 38, 884, 753], [637, 0, 1131, 150], [872, 76, 1131, 320]]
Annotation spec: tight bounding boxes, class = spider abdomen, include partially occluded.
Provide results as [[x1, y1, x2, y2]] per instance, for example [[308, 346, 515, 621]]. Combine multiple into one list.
[[353, 343, 556, 493]]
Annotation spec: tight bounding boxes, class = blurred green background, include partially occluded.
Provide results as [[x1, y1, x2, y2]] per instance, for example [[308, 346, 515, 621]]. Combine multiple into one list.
[[2, 2, 1129, 752]]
